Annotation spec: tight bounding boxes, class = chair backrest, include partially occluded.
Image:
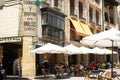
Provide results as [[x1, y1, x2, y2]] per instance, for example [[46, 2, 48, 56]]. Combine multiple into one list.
[[98, 75, 104, 80], [82, 70, 88, 77], [106, 77, 112, 80], [105, 72, 111, 78]]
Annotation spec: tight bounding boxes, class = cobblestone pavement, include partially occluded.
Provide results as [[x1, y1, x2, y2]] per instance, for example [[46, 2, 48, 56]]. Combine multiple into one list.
[[3, 68, 120, 80], [34, 76, 85, 80], [3, 75, 85, 80], [32, 71, 120, 80]]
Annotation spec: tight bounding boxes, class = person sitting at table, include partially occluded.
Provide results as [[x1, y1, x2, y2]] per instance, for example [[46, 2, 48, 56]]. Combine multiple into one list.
[[41, 63, 46, 76], [74, 65, 79, 76], [95, 62, 100, 70], [70, 64, 75, 75], [55, 63, 65, 78], [41, 55, 49, 76], [89, 61, 95, 70], [101, 61, 106, 69], [106, 61, 111, 69], [79, 62, 84, 76]]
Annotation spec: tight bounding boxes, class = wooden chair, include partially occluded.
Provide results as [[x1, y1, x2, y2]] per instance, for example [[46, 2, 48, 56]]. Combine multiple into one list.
[[98, 75, 104, 80], [105, 72, 111, 78], [106, 77, 112, 80], [105, 71, 116, 80], [82, 70, 88, 80], [83, 70, 98, 80], [88, 73, 98, 80]]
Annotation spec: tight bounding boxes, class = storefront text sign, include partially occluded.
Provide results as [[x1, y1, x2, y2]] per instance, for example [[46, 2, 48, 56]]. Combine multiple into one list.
[[21, 0, 37, 36], [0, 37, 21, 43]]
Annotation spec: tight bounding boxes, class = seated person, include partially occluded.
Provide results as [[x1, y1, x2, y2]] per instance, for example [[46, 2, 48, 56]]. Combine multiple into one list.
[[89, 61, 95, 70], [101, 62, 106, 69]]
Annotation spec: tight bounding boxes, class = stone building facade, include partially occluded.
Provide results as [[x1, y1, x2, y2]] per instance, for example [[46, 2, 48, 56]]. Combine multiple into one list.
[[0, 0, 120, 78]]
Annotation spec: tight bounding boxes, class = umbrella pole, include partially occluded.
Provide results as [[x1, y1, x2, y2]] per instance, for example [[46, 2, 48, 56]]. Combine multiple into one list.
[[69, 53, 72, 67], [111, 40, 114, 78]]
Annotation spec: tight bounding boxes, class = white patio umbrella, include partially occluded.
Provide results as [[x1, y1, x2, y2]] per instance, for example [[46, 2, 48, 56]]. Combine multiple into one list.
[[31, 43, 67, 54], [102, 48, 117, 54], [79, 46, 93, 54], [80, 28, 120, 78], [91, 47, 117, 63], [91, 47, 103, 54], [80, 28, 120, 47], [64, 44, 80, 55], [90, 47, 117, 54], [64, 44, 81, 66], [90, 47, 104, 63]]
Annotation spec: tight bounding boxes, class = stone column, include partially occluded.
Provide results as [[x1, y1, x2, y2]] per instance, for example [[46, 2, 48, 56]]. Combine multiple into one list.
[[116, 54, 119, 64], [22, 37, 36, 77], [87, 54, 89, 66], [64, 54, 69, 66], [77, 54, 81, 64]]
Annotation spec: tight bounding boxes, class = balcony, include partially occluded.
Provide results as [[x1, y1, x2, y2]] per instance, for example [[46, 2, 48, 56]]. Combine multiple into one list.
[[89, 0, 100, 5], [41, 7, 66, 30], [105, 12, 114, 24], [42, 26, 64, 44], [105, 0, 119, 6], [70, 12, 78, 17], [70, 8, 78, 18], [89, 0, 101, 10], [41, 7, 66, 45], [70, 32, 83, 42], [95, 0, 100, 4]]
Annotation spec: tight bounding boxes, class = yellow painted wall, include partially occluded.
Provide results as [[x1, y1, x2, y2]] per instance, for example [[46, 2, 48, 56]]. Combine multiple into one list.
[[22, 37, 36, 77]]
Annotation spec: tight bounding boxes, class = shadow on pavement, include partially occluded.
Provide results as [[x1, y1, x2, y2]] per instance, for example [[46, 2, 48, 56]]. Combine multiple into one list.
[[3, 75, 71, 80], [3, 76, 30, 80], [35, 75, 53, 79]]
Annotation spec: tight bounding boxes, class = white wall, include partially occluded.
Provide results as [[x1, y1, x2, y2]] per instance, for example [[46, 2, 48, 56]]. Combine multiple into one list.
[[0, 5, 19, 37]]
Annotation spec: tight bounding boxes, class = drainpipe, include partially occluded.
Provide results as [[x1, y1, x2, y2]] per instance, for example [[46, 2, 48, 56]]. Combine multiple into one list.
[[102, 0, 104, 31]]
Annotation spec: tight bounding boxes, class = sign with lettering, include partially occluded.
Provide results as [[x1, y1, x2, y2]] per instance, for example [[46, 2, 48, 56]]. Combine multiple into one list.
[[20, 0, 37, 36], [0, 37, 21, 43]]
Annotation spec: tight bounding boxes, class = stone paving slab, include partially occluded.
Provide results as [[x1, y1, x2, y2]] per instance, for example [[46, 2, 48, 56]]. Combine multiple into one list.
[[3, 75, 85, 80], [3, 68, 120, 80]]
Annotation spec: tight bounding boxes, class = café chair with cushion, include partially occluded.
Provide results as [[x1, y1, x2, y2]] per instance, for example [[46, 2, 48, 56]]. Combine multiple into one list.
[[98, 75, 104, 80], [83, 70, 98, 80], [106, 77, 112, 80]]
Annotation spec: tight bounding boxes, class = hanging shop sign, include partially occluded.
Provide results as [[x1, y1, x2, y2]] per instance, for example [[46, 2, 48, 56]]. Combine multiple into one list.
[[0, 37, 21, 43], [20, 0, 37, 36]]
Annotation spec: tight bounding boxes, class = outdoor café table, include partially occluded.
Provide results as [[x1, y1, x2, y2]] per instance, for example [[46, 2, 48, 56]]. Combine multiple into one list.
[[98, 69, 105, 75], [90, 70, 105, 79], [90, 70, 100, 79], [114, 74, 120, 80]]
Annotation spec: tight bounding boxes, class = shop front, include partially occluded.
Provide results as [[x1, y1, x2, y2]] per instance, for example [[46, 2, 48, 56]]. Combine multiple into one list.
[[0, 37, 36, 77], [0, 37, 22, 75]]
